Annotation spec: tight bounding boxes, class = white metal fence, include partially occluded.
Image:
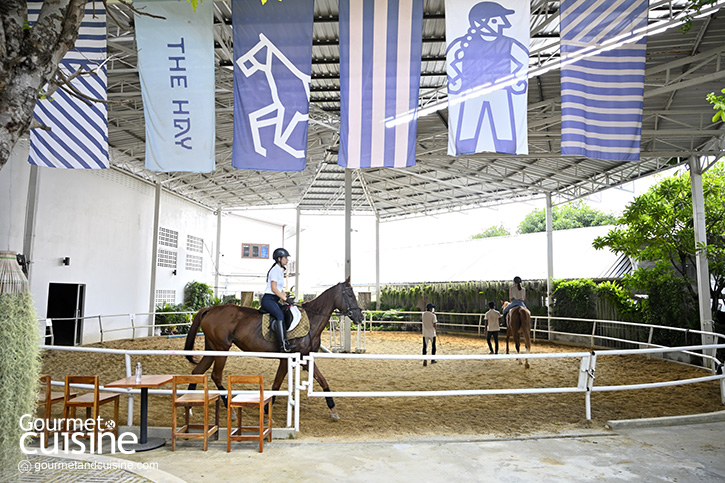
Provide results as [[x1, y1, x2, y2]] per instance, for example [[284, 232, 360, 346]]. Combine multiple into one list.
[[39, 309, 725, 433]]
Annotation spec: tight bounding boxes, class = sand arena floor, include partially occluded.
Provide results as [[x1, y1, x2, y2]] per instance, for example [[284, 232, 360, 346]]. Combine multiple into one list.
[[40, 331, 724, 441]]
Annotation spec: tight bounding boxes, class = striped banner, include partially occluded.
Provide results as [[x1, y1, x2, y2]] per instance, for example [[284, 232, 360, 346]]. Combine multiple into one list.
[[338, 0, 424, 169], [445, 0, 529, 156], [560, 0, 648, 161], [28, 2, 108, 169]]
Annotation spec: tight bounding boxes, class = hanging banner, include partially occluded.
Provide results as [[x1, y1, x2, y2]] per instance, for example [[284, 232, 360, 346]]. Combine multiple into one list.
[[560, 0, 648, 161], [444, 0, 529, 156], [135, 0, 215, 172], [338, 0, 424, 169], [232, 0, 314, 172], [28, 2, 108, 169]]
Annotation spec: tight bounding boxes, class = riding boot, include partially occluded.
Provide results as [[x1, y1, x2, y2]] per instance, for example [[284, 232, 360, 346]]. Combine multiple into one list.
[[272, 318, 290, 353]]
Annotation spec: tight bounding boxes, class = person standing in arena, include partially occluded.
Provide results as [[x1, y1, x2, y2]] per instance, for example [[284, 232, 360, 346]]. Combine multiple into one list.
[[484, 301, 502, 354], [422, 303, 438, 366]]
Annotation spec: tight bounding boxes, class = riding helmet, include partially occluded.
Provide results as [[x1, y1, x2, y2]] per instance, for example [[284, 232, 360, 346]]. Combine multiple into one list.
[[273, 247, 291, 261]]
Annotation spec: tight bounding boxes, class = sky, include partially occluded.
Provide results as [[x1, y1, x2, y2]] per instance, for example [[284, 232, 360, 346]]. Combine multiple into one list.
[[238, 166, 682, 293]]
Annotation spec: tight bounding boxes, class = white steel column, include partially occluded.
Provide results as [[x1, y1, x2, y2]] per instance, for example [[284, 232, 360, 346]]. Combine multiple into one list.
[[214, 208, 222, 297], [343, 170, 352, 351], [375, 214, 380, 310], [545, 193, 554, 320], [22, 165, 40, 282], [688, 157, 715, 367], [295, 206, 301, 297], [148, 182, 161, 335]]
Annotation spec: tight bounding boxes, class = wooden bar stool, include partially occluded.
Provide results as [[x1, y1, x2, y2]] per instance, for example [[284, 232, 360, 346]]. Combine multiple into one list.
[[226, 375, 273, 453], [36, 375, 76, 448], [63, 376, 120, 443], [171, 375, 220, 451]]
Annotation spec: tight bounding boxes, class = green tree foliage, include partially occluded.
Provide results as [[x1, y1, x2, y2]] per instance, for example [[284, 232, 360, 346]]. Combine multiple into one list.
[[593, 162, 725, 316], [183, 281, 214, 310], [518, 200, 617, 234], [472, 223, 510, 239], [706, 88, 725, 123]]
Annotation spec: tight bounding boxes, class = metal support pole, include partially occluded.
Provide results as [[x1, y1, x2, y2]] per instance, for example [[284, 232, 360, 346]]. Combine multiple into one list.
[[215, 208, 222, 297], [689, 157, 716, 369], [375, 214, 380, 310], [546, 193, 554, 337], [343, 170, 352, 351], [295, 206, 301, 297], [23, 165, 40, 283], [148, 183, 161, 320]]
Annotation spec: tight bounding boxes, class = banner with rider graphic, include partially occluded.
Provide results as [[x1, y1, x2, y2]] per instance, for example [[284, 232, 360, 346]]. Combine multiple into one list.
[[444, 0, 529, 156], [232, 0, 314, 172], [135, 0, 215, 172]]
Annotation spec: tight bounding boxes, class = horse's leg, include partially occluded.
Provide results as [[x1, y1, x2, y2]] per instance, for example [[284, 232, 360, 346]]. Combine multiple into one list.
[[505, 325, 511, 355], [312, 364, 339, 421], [189, 356, 215, 389], [523, 318, 532, 369], [514, 327, 522, 365], [211, 356, 229, 408]]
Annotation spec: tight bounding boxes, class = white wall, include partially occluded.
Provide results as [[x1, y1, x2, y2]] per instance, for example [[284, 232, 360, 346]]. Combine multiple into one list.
[[0, 138, 218, 343]]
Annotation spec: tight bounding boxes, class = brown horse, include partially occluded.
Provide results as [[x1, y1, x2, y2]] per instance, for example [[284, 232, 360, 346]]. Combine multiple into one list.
[[502, 301, 532, 369], [183, 278, 363, 419]]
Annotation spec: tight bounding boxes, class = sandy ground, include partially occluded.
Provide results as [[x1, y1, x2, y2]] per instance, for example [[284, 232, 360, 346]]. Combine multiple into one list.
[[40, 331, 724, 441]]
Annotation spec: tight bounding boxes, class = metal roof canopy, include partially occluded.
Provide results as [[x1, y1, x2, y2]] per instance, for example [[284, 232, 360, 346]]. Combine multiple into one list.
[[105, 0, 725, 220]]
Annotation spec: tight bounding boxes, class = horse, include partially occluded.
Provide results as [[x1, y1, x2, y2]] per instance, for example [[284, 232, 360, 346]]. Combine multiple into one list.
[[502, 301, 532, 369], [183, 278, 363, 419]]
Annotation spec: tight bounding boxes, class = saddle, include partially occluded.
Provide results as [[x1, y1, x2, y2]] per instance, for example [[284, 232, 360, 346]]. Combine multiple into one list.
[[259, 304, 310, 343]]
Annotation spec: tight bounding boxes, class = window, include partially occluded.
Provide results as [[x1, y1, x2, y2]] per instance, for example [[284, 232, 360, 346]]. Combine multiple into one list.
[[186, 254, 203, 272], [159, 227, 178, 248], [157, 249, 177, 268], [187, 235, 203, 253], [155, 290, 176, 306], [242, 243, 269, 259]]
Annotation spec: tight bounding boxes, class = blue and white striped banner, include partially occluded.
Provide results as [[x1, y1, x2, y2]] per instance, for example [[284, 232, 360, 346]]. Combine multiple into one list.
[[560, 0, 648, 161], [28, 2, 108, 169], [135, 0, 215, 173], [338, 0, 424, 169], [445, 0, 529, 156]]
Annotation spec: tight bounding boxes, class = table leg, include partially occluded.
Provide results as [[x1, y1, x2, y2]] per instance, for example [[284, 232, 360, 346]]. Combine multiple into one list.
[[125, 387, 165, 452]]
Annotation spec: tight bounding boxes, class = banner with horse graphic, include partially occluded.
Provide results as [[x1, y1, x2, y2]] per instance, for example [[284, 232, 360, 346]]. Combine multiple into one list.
[[135, 0, 216, 173], [232, 0, 314, 172]]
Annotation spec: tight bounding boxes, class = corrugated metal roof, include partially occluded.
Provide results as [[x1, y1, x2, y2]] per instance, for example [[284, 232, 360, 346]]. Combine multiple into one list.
[[105, 0, 725, 219]]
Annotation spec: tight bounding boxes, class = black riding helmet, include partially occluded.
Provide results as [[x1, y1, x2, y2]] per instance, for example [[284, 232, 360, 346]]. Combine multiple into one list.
[[273, 247, 290, 262]]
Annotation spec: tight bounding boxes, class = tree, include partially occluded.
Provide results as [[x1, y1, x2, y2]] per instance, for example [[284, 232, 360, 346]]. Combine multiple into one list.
[[0, 0, 87, 170], [517, 200, 617, 234], [472, 223, 510, 239], [593, 162, 725, 316]]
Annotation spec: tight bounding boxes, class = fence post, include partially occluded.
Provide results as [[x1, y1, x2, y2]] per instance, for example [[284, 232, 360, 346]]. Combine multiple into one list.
[[591, 321, 597, 348], [130, 314, 136, 339], [585, 351, 597, 420], [124, 353, 133, 426], [478, 314, 483, 337], [98, 316, 103, 344]]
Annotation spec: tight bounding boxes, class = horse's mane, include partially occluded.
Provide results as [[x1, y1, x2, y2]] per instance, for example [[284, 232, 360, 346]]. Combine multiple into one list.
[[301, 280, 342, 311]]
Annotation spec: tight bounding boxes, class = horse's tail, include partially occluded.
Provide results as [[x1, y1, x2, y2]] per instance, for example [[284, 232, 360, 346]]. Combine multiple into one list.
[[184, 308, 209, 364]]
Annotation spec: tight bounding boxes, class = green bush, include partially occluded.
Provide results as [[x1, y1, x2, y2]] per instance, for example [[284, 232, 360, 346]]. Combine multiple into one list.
[[551, 279, 597, 334], [0, 292, 41, 467], [184, 281, 214, 310], [155, 303, 191, 335]]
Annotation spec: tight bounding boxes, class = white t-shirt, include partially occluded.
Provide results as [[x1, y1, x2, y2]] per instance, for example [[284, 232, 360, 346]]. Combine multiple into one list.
[[484, 309, 501, 332], [265, 264, 285, 294], [422, 311, 437, 339], [509, 285, 526, 301]]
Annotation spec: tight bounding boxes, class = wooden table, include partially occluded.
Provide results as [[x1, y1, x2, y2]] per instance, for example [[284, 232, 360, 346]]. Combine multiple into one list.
[[106, 375, 173, 451]]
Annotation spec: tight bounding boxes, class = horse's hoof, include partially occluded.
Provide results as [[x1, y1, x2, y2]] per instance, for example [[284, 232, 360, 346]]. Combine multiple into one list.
[[330, 412, 339, 421]]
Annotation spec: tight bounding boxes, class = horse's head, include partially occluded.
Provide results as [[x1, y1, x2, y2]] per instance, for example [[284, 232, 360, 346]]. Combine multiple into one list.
[[339, 277, 364, 325]]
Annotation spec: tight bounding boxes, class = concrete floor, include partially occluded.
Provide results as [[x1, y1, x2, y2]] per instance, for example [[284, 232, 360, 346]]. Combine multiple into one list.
[[6, 417, 725, 482]]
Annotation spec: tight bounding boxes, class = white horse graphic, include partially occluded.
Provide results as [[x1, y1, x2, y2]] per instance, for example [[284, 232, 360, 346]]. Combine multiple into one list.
[[236, 33, 310, 158]]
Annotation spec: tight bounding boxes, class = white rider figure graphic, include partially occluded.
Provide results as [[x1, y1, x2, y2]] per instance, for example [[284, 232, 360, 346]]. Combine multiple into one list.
[[446, 1, 528, 155]]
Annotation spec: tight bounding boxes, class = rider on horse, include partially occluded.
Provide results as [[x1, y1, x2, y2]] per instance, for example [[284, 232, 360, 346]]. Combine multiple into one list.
[[262, 247, 292, 353], [502, 276, 527, 321]]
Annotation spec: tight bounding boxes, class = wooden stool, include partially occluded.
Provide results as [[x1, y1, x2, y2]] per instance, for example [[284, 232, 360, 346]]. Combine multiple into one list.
[[171, 375, 220, 451], [63, 376, 119, 445], [226, 375, 273, 453]]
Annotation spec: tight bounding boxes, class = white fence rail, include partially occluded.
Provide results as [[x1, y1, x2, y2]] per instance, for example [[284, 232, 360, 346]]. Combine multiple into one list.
[[39, 309, 725, 433]]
